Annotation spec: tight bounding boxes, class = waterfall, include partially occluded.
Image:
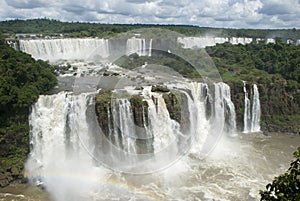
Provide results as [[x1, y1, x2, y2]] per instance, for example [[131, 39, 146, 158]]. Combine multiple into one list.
[[148, 39, 152, 57], [26, 92, 99, 201], [142, 86, 180, 153], [111, 99, 137, 154], [126, 38, 152, 56], [213, 82, 237, 135], [19, 38, 109, 62], [171, 82, 237, 153], [185, 82, 210, 150], [251, 84, 261, 132], [243, 82, 261, 133], [26, 81, 239, 196], [178, 37, 253, 49]]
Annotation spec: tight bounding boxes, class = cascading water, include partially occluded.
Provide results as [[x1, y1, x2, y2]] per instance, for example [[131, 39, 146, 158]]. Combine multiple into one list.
[[24, 80, 270, 200], [26, 92, 102, 201], [111, 98, 137, 154], [177, 36, 253, 49], [243, 82, 261, 133], [19, 37, 153, 62], [142, 86, 180, 153], [251, 84, 261, 132], [126, 38, 152, 56], [10, 30, 295, 201], [19, 38, 110, 62], [213, 82, 237, 135]]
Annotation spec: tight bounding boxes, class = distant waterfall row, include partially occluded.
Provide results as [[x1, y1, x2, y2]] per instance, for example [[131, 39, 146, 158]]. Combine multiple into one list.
[[11, 36, 300, 61], [18, 37, 153, 62], [177, 36, 297, 49]]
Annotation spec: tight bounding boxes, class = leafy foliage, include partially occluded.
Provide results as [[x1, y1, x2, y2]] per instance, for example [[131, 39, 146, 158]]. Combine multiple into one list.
[[206, 42, 300, 132], [0, 34, 57, 178], [206, 41, 300, 83], [260, 147, 300, 201], [1, 18, 300, 39]]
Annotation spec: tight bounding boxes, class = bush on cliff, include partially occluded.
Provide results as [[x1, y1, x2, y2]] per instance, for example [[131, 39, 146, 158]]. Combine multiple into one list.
[[260, 147, 300, 201]]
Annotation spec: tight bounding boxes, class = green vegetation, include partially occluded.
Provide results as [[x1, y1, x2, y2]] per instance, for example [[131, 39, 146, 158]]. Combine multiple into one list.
[[163, 93, 181, 123], [206, 41, 300, 83], [1, 19, 300, 40], [115, 50, 203, 79], [0, 18, 300, 187], [151, 85, 170, 93], [206, 42, 300, 132], [0, 34, 57, 186], [95, 91, 112, 136], [130, 95, 148, 127], [260, 147, 300, 201]]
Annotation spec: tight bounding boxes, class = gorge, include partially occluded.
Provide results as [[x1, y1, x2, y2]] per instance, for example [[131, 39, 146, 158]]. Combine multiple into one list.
[[1, 28, 299, 201]]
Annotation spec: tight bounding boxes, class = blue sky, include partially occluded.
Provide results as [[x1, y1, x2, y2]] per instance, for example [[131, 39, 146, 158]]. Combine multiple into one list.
[[0, 0, 300, 28]]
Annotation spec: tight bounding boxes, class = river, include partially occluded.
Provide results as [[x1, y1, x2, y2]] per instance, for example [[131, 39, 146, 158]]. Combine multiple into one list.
[[1, 132, 299, 201]]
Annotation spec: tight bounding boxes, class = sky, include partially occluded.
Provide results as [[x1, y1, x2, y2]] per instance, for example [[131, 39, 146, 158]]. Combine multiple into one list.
[[0, 0, 300, 29]]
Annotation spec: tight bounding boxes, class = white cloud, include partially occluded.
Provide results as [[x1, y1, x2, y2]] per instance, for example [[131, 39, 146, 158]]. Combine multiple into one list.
[[0, 0, 300, 28]]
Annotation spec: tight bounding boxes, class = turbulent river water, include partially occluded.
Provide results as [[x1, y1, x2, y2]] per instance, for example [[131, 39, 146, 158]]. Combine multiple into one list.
[[1, 132, 299, 201], [4, 35, 299, 201]]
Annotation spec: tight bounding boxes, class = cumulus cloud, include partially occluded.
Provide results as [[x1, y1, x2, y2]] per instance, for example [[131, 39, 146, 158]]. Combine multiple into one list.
[[0, 0, 299, 28]]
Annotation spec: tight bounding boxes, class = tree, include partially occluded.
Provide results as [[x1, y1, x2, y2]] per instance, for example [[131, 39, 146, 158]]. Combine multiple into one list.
[[260, 147, 300, 201]]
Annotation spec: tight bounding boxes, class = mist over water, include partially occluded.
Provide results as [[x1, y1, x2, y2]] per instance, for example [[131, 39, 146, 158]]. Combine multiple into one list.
[[5, 30, 297, 201], [22, 84, 267, 201], [2, 132, 299, 201]]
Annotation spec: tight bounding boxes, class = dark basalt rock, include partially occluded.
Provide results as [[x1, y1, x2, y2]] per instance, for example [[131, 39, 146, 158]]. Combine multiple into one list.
[[130, 95, 149, 127], [162, 92, 181, 124], [95, 90, 112, 136]]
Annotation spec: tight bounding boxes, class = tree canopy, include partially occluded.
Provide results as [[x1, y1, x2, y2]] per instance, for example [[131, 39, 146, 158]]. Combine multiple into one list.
[[1, 18, 300, 40], [0, 33, 57, 178]]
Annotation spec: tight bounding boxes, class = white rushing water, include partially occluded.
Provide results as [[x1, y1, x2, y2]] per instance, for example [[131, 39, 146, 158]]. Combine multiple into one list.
[[126, 37, 152, 56], [177, 36, 253, 49], [25, 81, 242, 200], [20, 34, 267, 200], [243, 82, 261, 133], [26, 92, 104, 201], [19, 38, 110, 62], [177, 36, 292, 49], [19, 37, 153, 63]]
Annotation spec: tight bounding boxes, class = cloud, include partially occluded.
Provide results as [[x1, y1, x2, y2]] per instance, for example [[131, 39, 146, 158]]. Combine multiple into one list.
[[4, 0, 47, 9], [0, 0, 300, 28]]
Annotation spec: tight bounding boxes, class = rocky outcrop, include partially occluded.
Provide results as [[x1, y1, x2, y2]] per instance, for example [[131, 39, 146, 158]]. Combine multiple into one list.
[[0, 167, 24, 187], [162, 92, 181, 123], [95, 87, 182, 136], [130, 95, 149, 127], [227, 81, 245, 131], [95, 90, 112, 136]]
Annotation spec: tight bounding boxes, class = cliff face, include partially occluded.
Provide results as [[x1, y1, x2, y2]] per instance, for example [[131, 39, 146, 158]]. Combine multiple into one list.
[[96, 82, 300, 136], [228, 80, 300, 133], [95, 89, 182, 137], [259, 82, 299, 133]]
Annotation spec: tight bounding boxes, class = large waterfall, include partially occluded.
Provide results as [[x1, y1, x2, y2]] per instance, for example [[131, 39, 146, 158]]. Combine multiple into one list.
[[243, 82, 261, 133], [19, 38, 110, 62], [26, 92, 101, 201], [19, 32, 268, 200], [19, 37, 153, 62], [26, 82, 237, 177]]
